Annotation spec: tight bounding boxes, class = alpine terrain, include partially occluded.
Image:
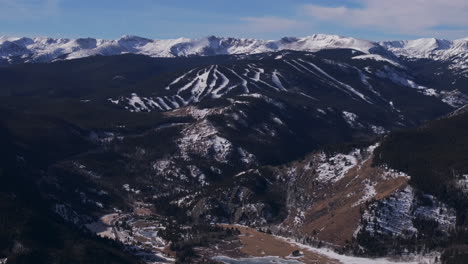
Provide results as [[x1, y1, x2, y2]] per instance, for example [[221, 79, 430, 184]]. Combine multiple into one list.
[[1, 34, 468, 264]]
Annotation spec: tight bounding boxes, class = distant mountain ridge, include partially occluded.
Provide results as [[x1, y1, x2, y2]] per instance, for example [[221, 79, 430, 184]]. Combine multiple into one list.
[[2, 33, 468, 76], [380, 37, 468, 58], [0, 34, 383, 61], [0, 34, 466, 61]]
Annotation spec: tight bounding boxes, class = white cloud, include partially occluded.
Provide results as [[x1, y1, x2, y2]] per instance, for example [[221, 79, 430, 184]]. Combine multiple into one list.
[[302, 0, 468, 38], [240, 16, 305, 33]]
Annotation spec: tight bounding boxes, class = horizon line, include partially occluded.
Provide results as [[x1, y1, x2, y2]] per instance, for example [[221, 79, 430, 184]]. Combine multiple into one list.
[[2, 33, 468, 43]]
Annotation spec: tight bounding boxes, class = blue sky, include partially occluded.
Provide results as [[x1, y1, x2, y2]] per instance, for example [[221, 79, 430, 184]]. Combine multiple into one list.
[[1, 0, 468, 40]]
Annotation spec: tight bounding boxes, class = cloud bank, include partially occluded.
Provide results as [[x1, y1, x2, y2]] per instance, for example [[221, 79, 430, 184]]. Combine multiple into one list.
[[302, 0, 468, 38]]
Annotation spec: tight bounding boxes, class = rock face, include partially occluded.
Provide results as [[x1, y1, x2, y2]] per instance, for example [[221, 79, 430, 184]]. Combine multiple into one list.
[[360, 186, 456, 238]]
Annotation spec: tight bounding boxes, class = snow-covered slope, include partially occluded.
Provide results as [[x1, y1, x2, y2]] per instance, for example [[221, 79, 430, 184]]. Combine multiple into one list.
[[380, 38, 454, 58], [2, 34, 468, 75], [0, 34, 383, 62], [380, 38, 468, 75]]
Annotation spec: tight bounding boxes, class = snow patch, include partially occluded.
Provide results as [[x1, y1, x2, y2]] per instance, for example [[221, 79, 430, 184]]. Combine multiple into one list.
[[343, 111, 360, 128], [316, 149, 361, 183], [353, 54, 402, 68]]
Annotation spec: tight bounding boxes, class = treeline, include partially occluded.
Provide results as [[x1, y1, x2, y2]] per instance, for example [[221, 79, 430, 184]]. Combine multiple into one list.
[[373, 111, 468, 263], [0, 114, 141, 264], [158, 224, 240, 263], [373, 112, 468, 211]]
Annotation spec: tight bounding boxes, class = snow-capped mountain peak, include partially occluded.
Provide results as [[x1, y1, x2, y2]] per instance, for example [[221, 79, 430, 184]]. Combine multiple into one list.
[[291, 34, 378, 53], [0, 34, 383, 63], [1, 34, 468, 77], [379, 37, 468, 76], [406, 38, 452, 51], [380, 37, 468, 59]]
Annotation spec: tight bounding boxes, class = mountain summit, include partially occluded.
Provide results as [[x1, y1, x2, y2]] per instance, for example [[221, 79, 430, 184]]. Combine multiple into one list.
[[0, 34, 386, 61]]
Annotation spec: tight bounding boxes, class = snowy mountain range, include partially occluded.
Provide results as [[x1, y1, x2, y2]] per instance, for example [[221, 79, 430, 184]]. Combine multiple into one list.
[[0, 34, 384, 61], [380, 37, 468, 59], [0, 34, 466, 65]]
